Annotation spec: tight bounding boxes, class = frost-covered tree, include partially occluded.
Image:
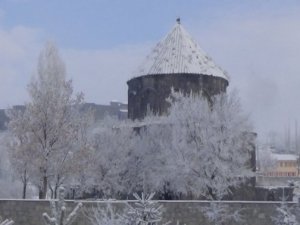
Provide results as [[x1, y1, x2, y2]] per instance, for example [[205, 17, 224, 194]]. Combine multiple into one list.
[[201, 202, 244, 225], [49, 103, 94, 199], [0, 131, 23, 199], [128, 119, 175, 197], [85, 193, 172, 225], [123, 192, 166, 225], [74, 114, 169, 198], [71, 87, 251, 201], [84, 203, 123, 225], [5, 108, 34, 199], [0, 217, 14, 225], [272, 203, 298, 225], [7, 42, 87, 199], [257, 145, 277, 175], [84, 118, 136, 197], [162, 91, 253, 199], [83, 90, 252, 200], [87, 116, 173, 197], [43, 187, 83, 225]]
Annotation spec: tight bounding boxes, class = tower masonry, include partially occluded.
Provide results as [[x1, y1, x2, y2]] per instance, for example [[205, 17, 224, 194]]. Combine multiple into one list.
[[127, 19, 229, 120]]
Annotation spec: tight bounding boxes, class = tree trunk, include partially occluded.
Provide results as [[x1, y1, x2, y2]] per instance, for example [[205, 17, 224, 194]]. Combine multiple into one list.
[[39, 168, 48, 199], [22, 169, 27, 199], [42, 175, 48, 199], [49, 185, 54, 199], [39, 188, 43, 199], [22, 181, 27, 199], [54, 186, 57, 199], [54, 174, 60, 199]]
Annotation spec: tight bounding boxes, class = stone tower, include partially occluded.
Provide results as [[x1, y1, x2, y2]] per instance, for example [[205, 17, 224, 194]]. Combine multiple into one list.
[[127, 19, 229, 120]]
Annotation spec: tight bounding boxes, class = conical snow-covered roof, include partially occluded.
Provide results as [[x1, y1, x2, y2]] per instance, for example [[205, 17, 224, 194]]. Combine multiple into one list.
[[135, 19, 228, 80]]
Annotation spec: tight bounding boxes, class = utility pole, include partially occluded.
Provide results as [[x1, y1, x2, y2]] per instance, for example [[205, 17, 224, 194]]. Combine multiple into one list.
[[288, 122, 291, 152], [296, 120, 299, 176]]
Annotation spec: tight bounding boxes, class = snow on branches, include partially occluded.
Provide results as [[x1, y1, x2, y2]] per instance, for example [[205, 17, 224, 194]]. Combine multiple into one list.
[[272, 203, 298, 225], [43, 187, 83, 225], [123, 192, 166, 225], [201, 202, 244, 225], [163, 90, 254, 199], [0, 220, 14, 225], [6, 42, 91, 199], [85, 192, 172, 225], [0, 217, 14, 225], [84, 203, 123, 225], [81, 90, 253, 200]]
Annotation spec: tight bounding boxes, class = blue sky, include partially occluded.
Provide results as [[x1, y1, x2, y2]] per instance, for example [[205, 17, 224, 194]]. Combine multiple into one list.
[[3, 1, 231, 48], [1, 0, 300, 141], [2, 0, 298, 48]]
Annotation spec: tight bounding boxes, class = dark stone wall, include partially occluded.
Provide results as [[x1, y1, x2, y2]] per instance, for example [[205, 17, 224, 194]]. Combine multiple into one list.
[[0, 200, 299, 225], [257, 176, 300, 187], [127, 73, 228, 120], [255, 187, 294, 201]]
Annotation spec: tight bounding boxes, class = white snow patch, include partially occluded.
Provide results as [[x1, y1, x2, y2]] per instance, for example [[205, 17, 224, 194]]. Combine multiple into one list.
[[272, 153, 298, 161], [135, 22, 228, 80]]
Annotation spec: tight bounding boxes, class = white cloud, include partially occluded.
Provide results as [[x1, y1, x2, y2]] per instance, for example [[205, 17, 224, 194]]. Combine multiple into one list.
[[0, 21, 150, 109], [0, 25, 42, 108], [63, 44, 151, 105], [191, 12, 300, 138]]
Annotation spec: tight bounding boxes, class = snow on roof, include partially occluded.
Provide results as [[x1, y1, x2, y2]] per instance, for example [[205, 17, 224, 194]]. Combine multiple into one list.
[[135, 19, 228, 80], [272, 153, 298, 161]]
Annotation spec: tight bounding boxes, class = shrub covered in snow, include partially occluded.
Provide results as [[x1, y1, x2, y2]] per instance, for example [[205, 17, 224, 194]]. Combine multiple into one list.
[[0, 216, 14, 225], [84, 203, 123, 225], [272, 202, 298, 225], [86, 193, 176, 225], [42, 187, 83, 225], [122, 192, 167, 225], [201, 202, 244, 225]]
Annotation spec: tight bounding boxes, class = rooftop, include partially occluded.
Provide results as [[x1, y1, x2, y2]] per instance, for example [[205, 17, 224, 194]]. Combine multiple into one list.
[[272, 153, 298, 161], [135, 19, 228, 80]]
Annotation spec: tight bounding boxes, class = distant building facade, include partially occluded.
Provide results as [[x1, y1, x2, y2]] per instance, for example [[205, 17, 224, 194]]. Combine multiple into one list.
[[265, 153, 299, 177], [0, 101, 128, 131]]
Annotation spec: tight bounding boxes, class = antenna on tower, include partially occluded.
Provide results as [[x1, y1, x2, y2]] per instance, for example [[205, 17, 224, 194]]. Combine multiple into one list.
[[176, 17, 181, 24]]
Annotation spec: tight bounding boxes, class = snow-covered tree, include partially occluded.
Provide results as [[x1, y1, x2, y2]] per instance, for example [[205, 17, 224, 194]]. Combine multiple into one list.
[[0, 131, 24, 199], [0, 217, 14, 225], [272, 203, 298, 225], [84, 203, 123, 225], [7, 42, 87, 199], [122, 192, 166, 225], [43, 187, 83, 225], [49, 103, 94, 199], [85, 193, 172, 225], [201, 202, 244, 225], [137, 121, 172, 195], [82, 90, 252, 200], [257, 145, 277, 175], [162, 91, 253, 199], [84, 118, 136, 197], [5, 108, 34, 199], [86, 116, 173, 198]]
